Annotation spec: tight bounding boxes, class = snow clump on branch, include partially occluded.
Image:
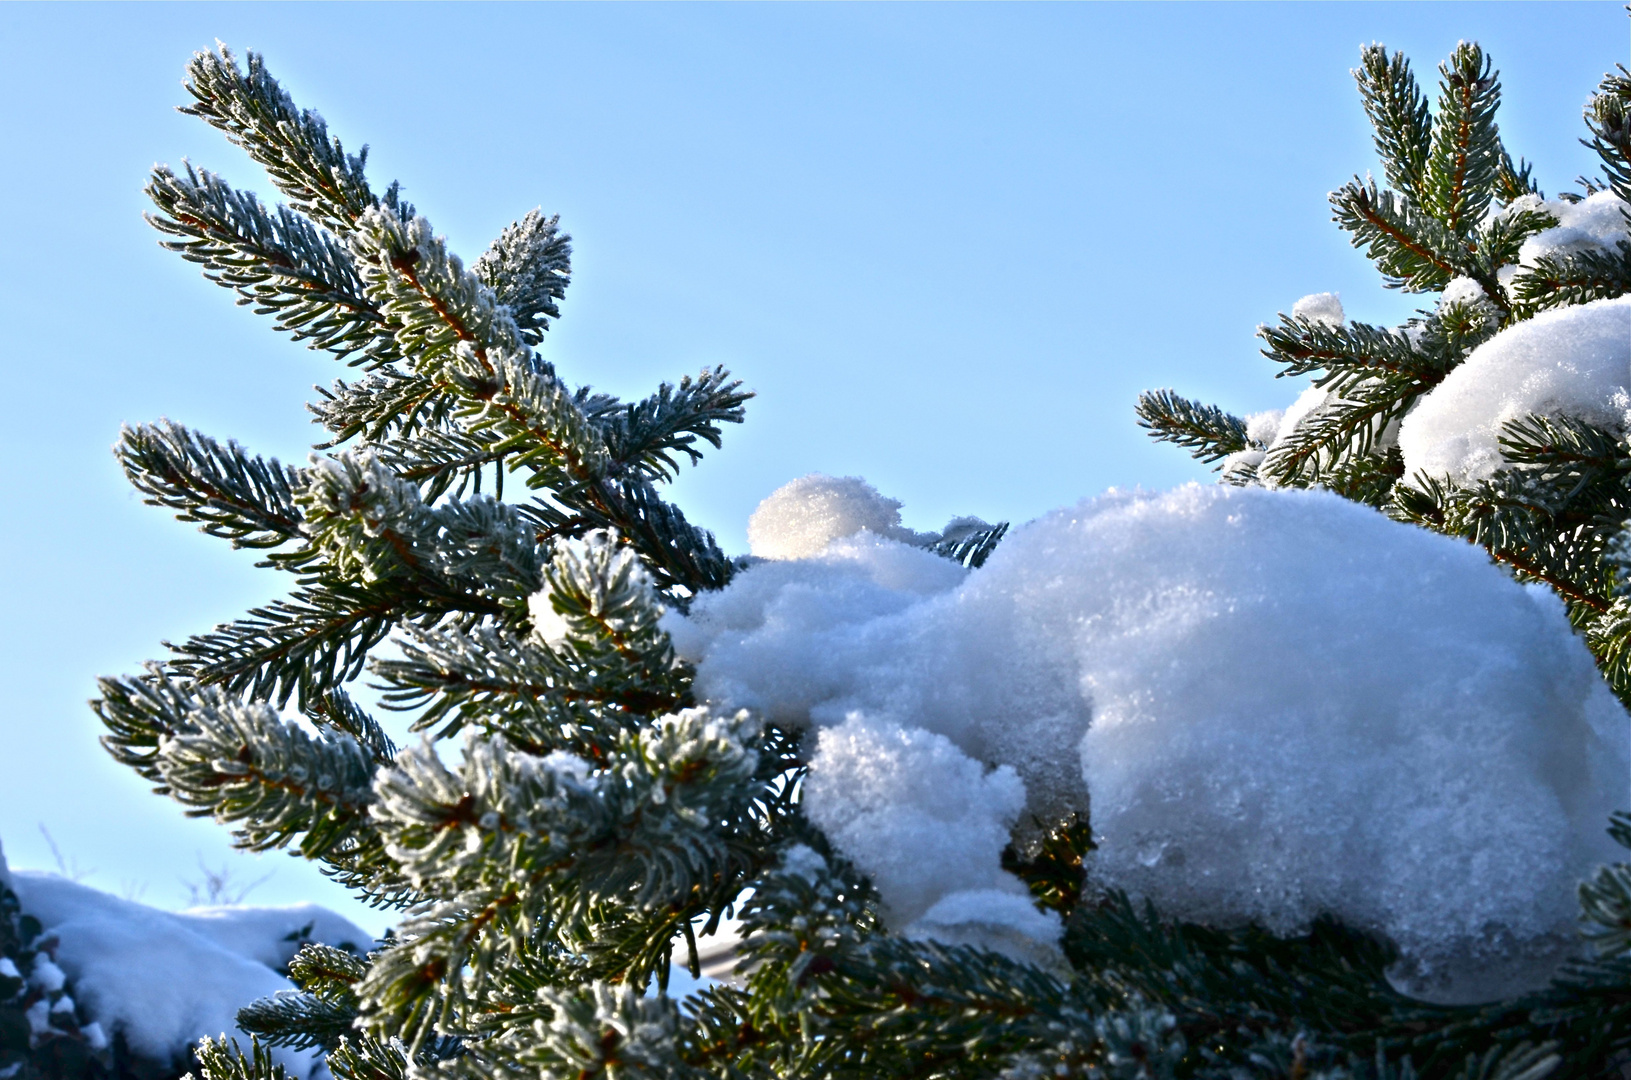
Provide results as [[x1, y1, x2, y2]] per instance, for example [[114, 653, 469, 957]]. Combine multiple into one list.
[[745, 474, 935, 559], [667, 478, 1630, 1002], [1398, 294, 1631, 482]]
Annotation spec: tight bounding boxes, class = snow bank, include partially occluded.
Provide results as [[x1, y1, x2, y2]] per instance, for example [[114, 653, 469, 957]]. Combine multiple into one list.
[[671, 481, 1630, 1000], [1398, 295, 1631, 482], [10, 872, 370, 1076]]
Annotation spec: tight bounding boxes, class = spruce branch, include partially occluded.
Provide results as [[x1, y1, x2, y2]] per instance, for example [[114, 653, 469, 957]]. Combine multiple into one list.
[[312, 368, 452, 447], [1424, 43, 1503, 238], [236, 993, 356, 1054], [144, 680, 376, 857], [1331, 179, 1465, 293], [600, 368, 753, 483], [359, 710, 781, 1041], [145, 163, 396, 367], [1258, 316, 1453, 386], [1134, 390, 1251, 465], [93, 663, 216, 790], [1356, 45, 1433, 202], [375, 532, 689, 752], [166, 581, 470, 710], [1578, 813, 1631, 958], [1495, 146, 1544, 203], [1510, 243, 1631, 312], [1584, 65, 1631, 202], [472, 209, 573, 348], [119, 421, 306, 552], [186, 1036, 287, 1080], [516, 982, 690, 1078], [307, 687, 398, 767], [930, 520, 1010, 569], [1259, 378, 1416, 487], [239, 943, 370, 1052], [179, 47, 392, 236]]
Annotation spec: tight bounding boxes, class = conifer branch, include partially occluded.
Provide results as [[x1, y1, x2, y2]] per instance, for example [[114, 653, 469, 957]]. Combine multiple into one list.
[[1425, 43, 1503, 238], [1584, 66, 1631, 201], [472, 209, 573, 348], [119, 421, 307, 551], [145, 164, 397, 366], [1356, 46, 1433, 202], [600, 368, 753, 483], [1258, 316, 1452, 383], [1134, 390, 1251, 465], [1331, 179, 1464, 293], [179, 47, 391, 235], [1510, 243, 1631, 311]]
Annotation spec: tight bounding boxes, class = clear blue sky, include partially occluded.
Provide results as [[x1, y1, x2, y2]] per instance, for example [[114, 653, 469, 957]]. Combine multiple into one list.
[[0, 2, 1623, 933]]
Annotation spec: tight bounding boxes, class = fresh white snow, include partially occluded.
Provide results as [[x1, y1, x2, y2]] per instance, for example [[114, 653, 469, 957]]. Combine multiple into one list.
[[1398, 295, 1631, 482], [671, 478, 1631, 1001], [1291, 291, 1345, 327], [1513, 190, 1630, 267], [7, 869, 369, 1076], [745, 474, 932, 559]]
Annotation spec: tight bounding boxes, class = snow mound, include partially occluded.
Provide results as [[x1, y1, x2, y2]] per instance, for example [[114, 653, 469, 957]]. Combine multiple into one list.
[[1398, 295, 1631, 482], [10, 872, 370, 1076], [1292, 292, 1344, 327], [673, 482, 1630, 1000], [746, 474, 928, 559]]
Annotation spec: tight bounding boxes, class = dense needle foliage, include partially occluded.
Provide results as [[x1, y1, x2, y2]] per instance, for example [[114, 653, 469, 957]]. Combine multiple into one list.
[[28, 36, 1631, 1080]]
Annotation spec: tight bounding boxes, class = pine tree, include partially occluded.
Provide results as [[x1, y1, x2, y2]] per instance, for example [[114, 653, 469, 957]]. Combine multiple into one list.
[[88, 41, 1631, 1080]]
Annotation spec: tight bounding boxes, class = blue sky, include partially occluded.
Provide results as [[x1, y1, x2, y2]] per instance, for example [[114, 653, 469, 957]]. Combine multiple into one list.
[[0, 2, 1623, 933]]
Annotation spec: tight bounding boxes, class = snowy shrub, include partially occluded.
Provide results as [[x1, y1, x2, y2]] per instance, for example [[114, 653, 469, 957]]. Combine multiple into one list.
[[0, 841, 366, 1080]]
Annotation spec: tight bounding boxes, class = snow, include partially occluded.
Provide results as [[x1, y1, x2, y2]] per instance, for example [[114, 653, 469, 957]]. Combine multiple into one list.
[[9, 871, 370, 1076], [672, 480, 1630, 1000], [28, 957, 65, 992], [1440, 275, 1496, 317], [1397, 295, 1631, 482], [1244, 410, 1285, 447], [527, 589, 574, 646], [746, 474, 931, 559], [1514, 190, 1629, 267], [1291, 292, 1345, 327], [802, 713, 1059, 963]]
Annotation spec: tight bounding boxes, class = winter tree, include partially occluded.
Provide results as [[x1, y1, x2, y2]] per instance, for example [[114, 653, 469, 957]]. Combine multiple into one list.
[[10, 34, 1631, 1080]]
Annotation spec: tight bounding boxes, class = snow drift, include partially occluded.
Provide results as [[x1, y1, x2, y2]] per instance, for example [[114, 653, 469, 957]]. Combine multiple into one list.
[[5, 859, 369, 1078], [668, 478, 1631, 1001]]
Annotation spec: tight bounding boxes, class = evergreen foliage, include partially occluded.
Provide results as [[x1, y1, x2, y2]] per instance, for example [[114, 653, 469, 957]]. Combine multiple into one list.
[[82, 37, 1631, 1080]]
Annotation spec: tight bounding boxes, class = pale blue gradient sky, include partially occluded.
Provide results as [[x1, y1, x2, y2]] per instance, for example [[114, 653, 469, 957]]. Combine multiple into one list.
[[0, 2, 1623, 933]]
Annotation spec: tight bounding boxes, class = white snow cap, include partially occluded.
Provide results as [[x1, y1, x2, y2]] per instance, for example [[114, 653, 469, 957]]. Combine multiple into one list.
[[9, 872, 370, 1076], [747, 474, 928, 559], [527, 589, 573, 647], [673, 481, 1629, 1000], [1440, 276, 1495, 314], [1292, 292, 1345, 327], [1398, 295, 1631, 482], [1244, 409, 1286, 447]]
